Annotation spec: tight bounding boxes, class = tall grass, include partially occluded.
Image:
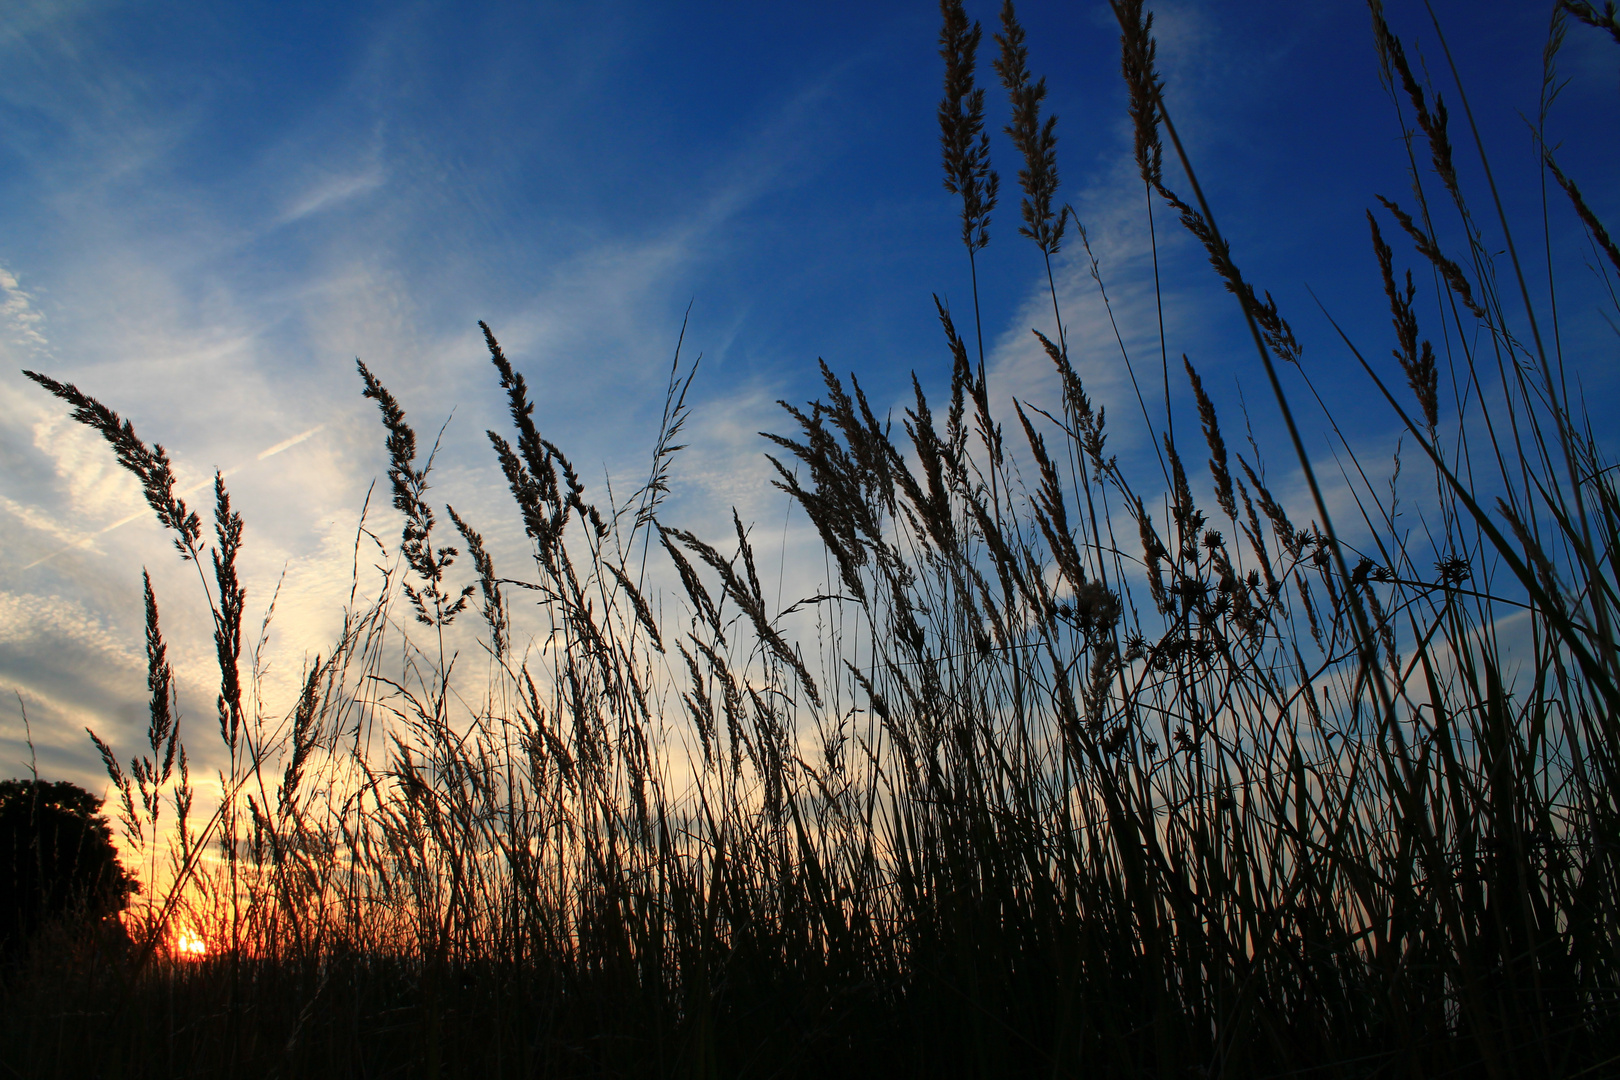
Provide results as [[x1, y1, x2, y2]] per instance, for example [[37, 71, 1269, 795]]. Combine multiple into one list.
[[4, 2, 1618, 1076]]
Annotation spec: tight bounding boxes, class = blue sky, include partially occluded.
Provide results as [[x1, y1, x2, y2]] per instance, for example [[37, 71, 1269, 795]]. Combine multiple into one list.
[[2, 0, 1616, 791]]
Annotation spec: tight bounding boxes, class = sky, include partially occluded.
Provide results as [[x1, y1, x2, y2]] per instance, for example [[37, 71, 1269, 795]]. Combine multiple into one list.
[[1, 0, 1616, 797]]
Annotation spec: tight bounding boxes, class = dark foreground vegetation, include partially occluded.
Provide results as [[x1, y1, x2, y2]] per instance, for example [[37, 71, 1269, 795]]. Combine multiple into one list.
[[5, 1, 1620, 1076], [0, 779, 135, 964]]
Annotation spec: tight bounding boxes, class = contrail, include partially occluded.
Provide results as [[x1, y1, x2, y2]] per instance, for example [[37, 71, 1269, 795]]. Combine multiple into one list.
[[21, 424, 326, 570], [256, 425, 322, 460]]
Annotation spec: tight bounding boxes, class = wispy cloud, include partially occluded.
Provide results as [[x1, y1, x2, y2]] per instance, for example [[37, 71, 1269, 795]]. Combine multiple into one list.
[[280, 166, 388, 224], [0, 263, 49, 352], [21, 424, 327, 570]]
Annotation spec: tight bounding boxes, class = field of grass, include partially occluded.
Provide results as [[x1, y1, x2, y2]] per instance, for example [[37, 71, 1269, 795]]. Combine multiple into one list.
[[4, 1, 1619, 1076]]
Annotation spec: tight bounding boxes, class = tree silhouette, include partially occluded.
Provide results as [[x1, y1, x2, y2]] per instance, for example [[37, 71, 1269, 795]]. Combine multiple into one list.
[[0, 779, 137, 961]]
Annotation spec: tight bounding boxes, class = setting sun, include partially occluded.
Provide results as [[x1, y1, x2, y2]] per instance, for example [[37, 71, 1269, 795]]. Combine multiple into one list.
[[175, 932, 208, 959]]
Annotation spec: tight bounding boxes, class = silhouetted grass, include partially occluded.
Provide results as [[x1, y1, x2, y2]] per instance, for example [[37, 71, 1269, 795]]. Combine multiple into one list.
[[4, 2, 1619, 1077]]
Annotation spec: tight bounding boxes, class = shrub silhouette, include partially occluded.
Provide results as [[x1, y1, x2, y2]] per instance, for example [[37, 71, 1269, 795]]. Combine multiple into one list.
[[0, 779, 136, 961]]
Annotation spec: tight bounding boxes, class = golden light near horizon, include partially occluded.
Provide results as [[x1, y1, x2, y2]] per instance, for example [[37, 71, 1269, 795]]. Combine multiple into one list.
[[175, 931, 208, 959]]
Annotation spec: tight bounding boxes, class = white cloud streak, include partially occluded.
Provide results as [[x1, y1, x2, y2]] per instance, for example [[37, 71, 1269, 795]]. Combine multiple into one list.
[[0, 263, 49, 351], [280, 167, 388, 224]]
